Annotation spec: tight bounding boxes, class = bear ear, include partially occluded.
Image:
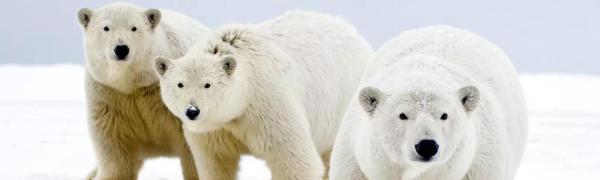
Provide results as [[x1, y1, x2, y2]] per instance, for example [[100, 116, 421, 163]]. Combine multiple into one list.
[[359, 87, 385, 115], [458, 85, 480, 112], [222, 56, 237, 75], [144, 9, 162, 28], [154, 56, 172, 77], [78, 8, 93, 28]]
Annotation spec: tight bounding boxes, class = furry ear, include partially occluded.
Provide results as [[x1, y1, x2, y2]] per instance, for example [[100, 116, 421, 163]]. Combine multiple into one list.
[[144, 9, 161, 28], [154, 56, 171, 77], [78, 8, 93, 28], [222, 56, 237, 75], [458, 86, 480, 112], [359, 87, 385, 114]]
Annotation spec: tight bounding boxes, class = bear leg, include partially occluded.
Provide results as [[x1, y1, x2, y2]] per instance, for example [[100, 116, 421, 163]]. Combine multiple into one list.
[[263, 137, 324, 180], [321, 151, 331, 180], [85, 168, 97, 180], [185, 130, 243, 180], [94, 148, 143, 180], [180, 149, 199, 180]]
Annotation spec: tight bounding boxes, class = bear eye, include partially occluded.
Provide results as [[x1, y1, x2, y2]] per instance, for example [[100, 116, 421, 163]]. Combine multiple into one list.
[[103, 26, 109, 32], [399, 113, 408, 120], [177, 83, 184, 88], [204, 83, 211, 89], [131, 27, 137, 32], [441, 113, 448, 120]]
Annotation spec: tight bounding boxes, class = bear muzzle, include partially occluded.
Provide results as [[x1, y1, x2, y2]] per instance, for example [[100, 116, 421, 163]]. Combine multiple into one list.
[[414, 139, 439, 161], [185, 105, 200, 120], [113, 45, 130, 60]]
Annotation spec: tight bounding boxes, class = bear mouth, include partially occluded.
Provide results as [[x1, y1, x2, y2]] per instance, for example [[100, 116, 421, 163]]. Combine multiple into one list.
[[413, 156, 436, 162], [111, 55, 129, 61], [115, 57, 128, 61], [409, 150, 440, 163]]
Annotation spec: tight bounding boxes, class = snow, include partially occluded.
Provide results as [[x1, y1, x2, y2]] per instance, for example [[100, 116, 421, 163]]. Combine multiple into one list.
[[0, 65, 598, 179]]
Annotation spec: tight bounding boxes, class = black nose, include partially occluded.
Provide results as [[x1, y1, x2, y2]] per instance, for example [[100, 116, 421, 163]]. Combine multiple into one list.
[[114, 45, 129, 60], [185, 106, 200, 120], [415, 140, 439, 160]]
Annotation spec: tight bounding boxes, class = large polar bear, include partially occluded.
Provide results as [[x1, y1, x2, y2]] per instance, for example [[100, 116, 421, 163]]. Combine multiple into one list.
[[77, 2, 209, 179], [329, 26, 528, 180], [154, 11, 372, 180]]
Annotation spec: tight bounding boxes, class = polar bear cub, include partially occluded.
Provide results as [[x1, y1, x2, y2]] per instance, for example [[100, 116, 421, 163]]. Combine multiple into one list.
[[155, 11, 372, 180], [77, 2, 208, 179], [329, 26, 528, 180]]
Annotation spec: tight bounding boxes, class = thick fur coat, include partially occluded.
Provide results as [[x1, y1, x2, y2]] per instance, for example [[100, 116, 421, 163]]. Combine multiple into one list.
[[155, 11, 372, 180], [329, 26, 528, 180]]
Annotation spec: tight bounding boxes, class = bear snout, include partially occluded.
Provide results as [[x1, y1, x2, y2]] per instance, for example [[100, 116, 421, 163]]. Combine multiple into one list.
[[114, 45, 130, 60], [185, 105, 200, 120], [414, 139, 439, 161]]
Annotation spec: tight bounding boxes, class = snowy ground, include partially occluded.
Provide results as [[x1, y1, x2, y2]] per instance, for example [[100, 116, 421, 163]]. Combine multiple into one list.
[[0, 65, 598, 179]]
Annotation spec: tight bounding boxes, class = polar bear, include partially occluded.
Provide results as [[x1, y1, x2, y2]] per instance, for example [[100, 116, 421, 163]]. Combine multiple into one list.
[[329, 26, 528, 180], [77, 2, 209, 179], [154, 11, 372, 180]]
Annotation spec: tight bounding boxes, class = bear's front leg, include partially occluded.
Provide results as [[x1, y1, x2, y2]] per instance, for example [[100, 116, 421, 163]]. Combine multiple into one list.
[[179, 146, 199, 180], [184, 130, 244, 180], [92, 140, 143, 180], [88, 104, 144, 180]]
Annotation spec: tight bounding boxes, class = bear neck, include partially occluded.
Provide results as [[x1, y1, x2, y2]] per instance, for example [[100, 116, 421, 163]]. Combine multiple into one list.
[[85, 63, 159, 94], [214, 78, 250, 124], [86, 73, 161, 100], [207, 57, 252, 126]]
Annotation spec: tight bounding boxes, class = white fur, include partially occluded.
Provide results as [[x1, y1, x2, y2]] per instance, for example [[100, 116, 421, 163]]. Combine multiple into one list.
[[329, 26, 528, 180], [156, 11, 372, 180], [81, 2, 209, 93]]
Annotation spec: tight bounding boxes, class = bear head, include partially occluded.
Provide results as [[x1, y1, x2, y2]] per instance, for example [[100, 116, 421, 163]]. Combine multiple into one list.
[[154, 45, 249, 133], [358, 78, 479, 170], [78, 3, 162, 93]]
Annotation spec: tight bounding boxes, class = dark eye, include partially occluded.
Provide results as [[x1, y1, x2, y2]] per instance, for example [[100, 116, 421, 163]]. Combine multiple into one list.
[[441, 113, 448, 120], [131, 27, 137, 32], [103, 26, 109, 31], [177, 83, 184, 88], [204, 83, 211, 89], [399, 113, 408, 120]]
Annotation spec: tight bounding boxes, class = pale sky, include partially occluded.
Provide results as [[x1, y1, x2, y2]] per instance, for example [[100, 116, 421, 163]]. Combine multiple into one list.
[[0, 0, 598, 74]]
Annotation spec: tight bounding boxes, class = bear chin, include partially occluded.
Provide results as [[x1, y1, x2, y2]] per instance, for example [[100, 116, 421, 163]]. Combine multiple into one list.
[[183, 120, 227, 133]]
